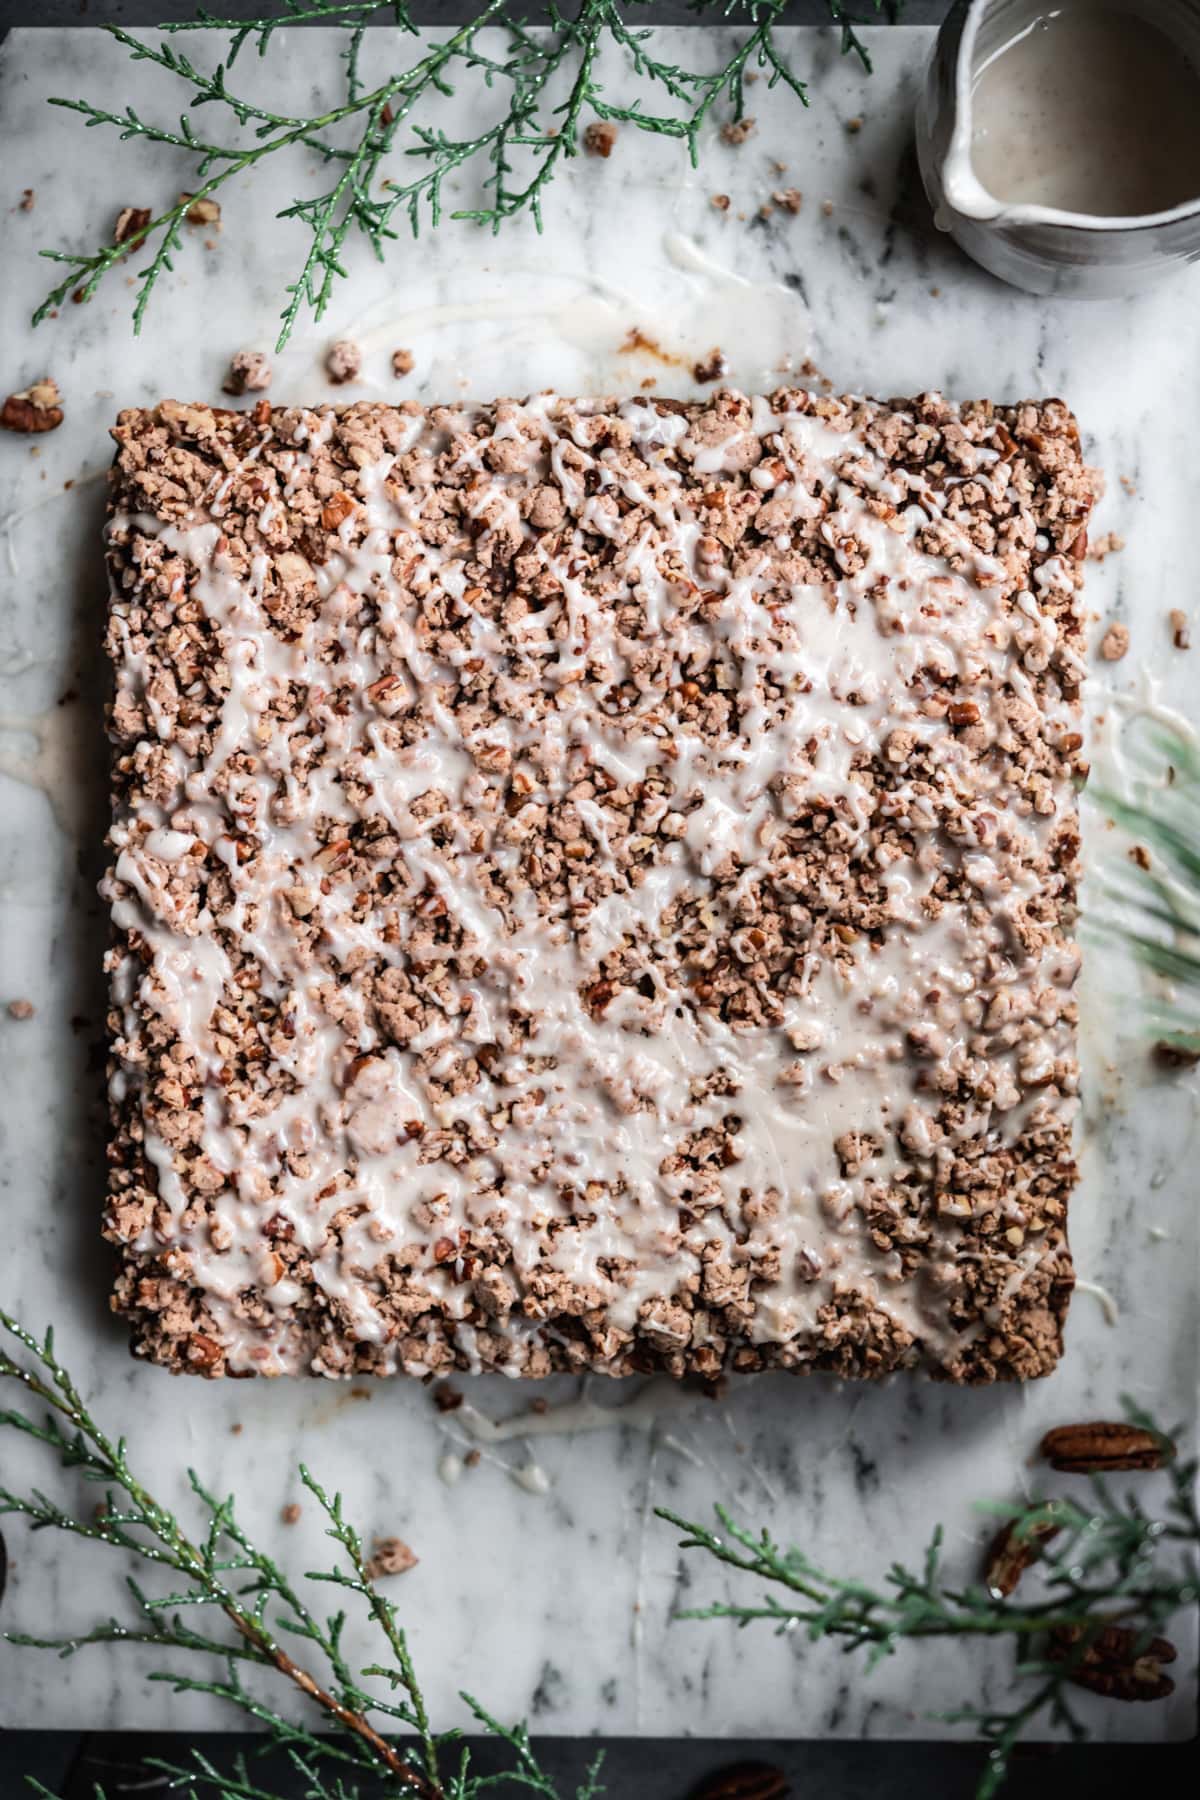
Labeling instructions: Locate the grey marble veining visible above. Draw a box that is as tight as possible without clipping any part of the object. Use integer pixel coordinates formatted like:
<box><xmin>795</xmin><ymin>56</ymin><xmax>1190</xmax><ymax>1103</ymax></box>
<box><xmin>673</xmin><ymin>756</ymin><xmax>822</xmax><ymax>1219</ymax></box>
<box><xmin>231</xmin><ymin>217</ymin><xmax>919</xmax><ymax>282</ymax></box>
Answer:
<box><xmin>0</xmin><ymin>23</ymin><xmax>1196</xmax><ymax>1745</ymax></box>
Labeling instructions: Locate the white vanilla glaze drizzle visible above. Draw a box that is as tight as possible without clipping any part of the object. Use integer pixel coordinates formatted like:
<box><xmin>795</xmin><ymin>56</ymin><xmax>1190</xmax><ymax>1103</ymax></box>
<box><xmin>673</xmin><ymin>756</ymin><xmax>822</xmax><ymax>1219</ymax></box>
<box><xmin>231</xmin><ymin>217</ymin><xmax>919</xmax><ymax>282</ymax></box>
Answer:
<box><xmin>104</xmin><ymin>390</ymin><xmax>1082</xmax><ymax>1378</ymax></box>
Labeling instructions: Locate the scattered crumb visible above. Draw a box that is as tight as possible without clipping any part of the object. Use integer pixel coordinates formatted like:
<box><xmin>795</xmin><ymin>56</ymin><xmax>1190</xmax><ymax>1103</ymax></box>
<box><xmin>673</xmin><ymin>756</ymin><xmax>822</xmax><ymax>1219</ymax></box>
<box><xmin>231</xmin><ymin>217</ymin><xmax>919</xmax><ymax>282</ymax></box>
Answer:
<box><xmin>711</xmin><ymin>193</ymin><xmax>731</xmax><ymax>212</ymax></box>
<box><xmin>2</xmin><ymin>379</ymin><xmax>63</xmax><ymax>434</ymax></box>
<box><xmin>821</xmin><ymin>199</ymin><xmax>835</xmax><ymax>217</ymax></box>
<box><xmin>771</xmin><ymin>188</ymin><xmax>802</xmax><ymax>214</ymax></box>
<box><xmin>366</xmin><ymin>1536</ymin><xmax>418</xmax><ymax>1579</ymax></box>
<box><xmin>1087</xmin><ymin>531</ymin><xmax>1125</xmax><ymax>562</ymax></box>
<box><xmin>325</xmin><ymin>339</ymin><xmax>362</xmax><ymax>385</ymax></box>
<box><xmin>771</xmin><ymin>159</ymin><xmax>787</xmax><ymax>176</ymax></box>
<box><xmin>181</xmin><ymin>191</ymin><xmax>221</xmax><ymax>226</ymax></box>
<box><xmin>721</xmin><ymin>117</ymin><xmax>756</xmax><ymax>146</ymax></box>
<box><xmin>223</xmin><ymin>350</ymin><xmax>273</xmax><ymax>397</ymax></box>
<box><xmin>929</xmin><ymin>285</ymin><xmax>942</xmax><ymax>297</ymax></box>
<box><xmin>692</xmin><ymin>348</ymin><xmax>728</xmax><ymax>384</ymax></box>
<box><xmin>744</xmin><ymin>70</ymin><xmax>758</xmax><ymax>86</ymax></box>
<box><xmin>846</xmin><ymin>116</ymin><xmax>864</xmax><ymax>134</ymax></box>
<box><xmin>230</xmin><ymin>1422</ymin><xmax>244</xmax><ymax>1435</ymax></box>
<box><xmin>281</xmin><ymin>1503</ymin><xmax>302</xmax><ymax>1525</ymax></box>
<box><xmin>391</xmin><ymin>348</ymin><xmax>415</xmax><ymax>378</ymax></box>
<box><xmin>1120</xmin><ymin>474</ymin><xmax>1137</xmax><ymax>496</ymax></box>
<box><xmin>464</xmin><ymin>1449</ymin><xmax>482</xmax><ymax>1468</ymax></box>
<box><xmin>639</xmin><ymin>376</ymin><xmax>657</xmax><ymax>390</ymax></box>
<box><xmin>1169</xmin><ymin>608</ymin><xmax>1191</xmax><ymax>650</ymax></box>
<box><xmin>19</xmin><ymin>188</ymin><xmax>34</xmax><ymax>211</ymax></box>
<box><xmin>6</xmin><ymin>998</ymin><xmax>34</xmax><ymax>1021</ymax></box>
<box><xmin>1099</xmin><ymin>622</ymin><xmax>1129</xmax><ymax>661</ymax></box>
<box><xmin>433</xmin><ymin>1383</ymin><xmax>463</xmax><ymax>1412</ymax></box>
<box><xmin>1128</xmin><ymin>845</ymin><xmax>1151</xmax><ymax>871</ymax></box>
<box><xmin>757</xmin><ymin>202</ymin><xmax>773</xmax><ymax>221</ymax></box>
<box><xmin>582</xmin><ymin>120</ymin><xmax>618</xmax><ymax>159</ymax></box>
<box><xmin>1154</xmin><ymin>1040</ymin><xmax>1200</xmax><ymax>1070</ymax></box>
<box><xmin>113</xmin><ymin>206</ymin><xmax>151</xmax><ymax>247</ymax></box>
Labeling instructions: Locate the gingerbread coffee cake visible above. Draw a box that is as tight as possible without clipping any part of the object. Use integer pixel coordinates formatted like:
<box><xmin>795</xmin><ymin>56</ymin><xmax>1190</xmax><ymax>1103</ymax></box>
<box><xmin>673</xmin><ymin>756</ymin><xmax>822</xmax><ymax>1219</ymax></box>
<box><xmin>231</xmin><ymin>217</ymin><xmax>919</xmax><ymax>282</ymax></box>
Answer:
<box><xmin>103</xmin><ymin>389</ymin><xmax>1095</xmax><ymax>1381</ymax></box>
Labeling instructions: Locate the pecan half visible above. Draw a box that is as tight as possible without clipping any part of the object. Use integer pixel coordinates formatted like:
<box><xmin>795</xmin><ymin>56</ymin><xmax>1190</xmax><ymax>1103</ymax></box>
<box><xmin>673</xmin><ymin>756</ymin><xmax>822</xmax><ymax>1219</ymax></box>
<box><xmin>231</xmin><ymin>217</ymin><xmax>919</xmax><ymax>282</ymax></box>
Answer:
<box><xmin>1048</xmin><ymin>1624</ymin><xmax>1176</xmax><ymax>1701</ymax></box>
<box><xmin>691</xmin><ymin>1764</ymin><xmax>788</xmax><ymax>1800</ymax></box>
<box><xmin>1</xmin><ymin>379</ymin><xmax>63</xmax><ymax>434</ymax></box>
<box><xmin>983</xmin><ymin>1512</ymin><xmax>1061</xmax><ymax>1598</ymax></box>
<box><xmin>1040</xmin><ymin>1421</ymin><xmax>1172</xmax><ymax>1473</ymax></box>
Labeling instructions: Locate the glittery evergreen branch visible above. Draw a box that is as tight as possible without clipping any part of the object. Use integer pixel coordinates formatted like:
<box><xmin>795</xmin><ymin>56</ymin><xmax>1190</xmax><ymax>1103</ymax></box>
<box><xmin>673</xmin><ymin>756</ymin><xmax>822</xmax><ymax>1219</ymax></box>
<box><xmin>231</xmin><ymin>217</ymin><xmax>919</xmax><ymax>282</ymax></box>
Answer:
<box><xmin>1088</xmin><ymin>718</ymin><xmax>1200</xmax><ymax>1056</ymax></box>
<box><xmin>4</xmin><ymin>1306</ymin><xmax>1197</xmax><ymax>1799</ymax></box>
<box><xmin>32</xmin><ymin>1</ymin><xmax>897</xmax><ymax>349</ymax></box>
<box><xmin>0</xmin><ymin>1309</ymin><xmax>602</xmax><ymax>1800</ymax></box>
<box><xmin>660</xmin><ymin>1402</ymin><xmax>1198</xmax><ymax>1798</ymax></box>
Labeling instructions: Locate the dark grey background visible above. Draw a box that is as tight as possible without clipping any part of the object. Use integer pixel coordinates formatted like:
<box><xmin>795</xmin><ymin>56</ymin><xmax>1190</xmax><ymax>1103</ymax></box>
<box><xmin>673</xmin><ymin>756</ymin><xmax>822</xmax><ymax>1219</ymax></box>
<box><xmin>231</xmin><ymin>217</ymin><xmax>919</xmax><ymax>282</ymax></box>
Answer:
<box><xmin>2</xmin><ymin>1</ymin><xmax>951</xmax><ymax>26</ymax></box>
<box><xmin>0</xmin><ymin>0</ymin><xmax>1194</xmax><ymax>1795</ymax></box>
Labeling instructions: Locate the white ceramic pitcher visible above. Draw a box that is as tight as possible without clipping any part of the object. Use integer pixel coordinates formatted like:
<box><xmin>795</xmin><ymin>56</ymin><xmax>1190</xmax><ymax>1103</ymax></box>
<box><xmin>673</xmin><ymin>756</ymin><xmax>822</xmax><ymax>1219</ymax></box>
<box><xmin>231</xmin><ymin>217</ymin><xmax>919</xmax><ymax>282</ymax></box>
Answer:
<box><xmin>915</xmin><ymin>0</ymin><xmax>1200</xmax><ymax>297</ymax></box>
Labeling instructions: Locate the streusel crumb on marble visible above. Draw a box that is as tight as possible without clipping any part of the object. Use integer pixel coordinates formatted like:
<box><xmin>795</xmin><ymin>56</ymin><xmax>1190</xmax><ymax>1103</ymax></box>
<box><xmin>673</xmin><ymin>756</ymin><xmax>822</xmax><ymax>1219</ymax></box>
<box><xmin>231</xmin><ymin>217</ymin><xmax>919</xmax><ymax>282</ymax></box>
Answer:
<box><xmin>102</xmin><ymin>389</ymin><xmax>1095</xmax><ymax>1381</ymax></box>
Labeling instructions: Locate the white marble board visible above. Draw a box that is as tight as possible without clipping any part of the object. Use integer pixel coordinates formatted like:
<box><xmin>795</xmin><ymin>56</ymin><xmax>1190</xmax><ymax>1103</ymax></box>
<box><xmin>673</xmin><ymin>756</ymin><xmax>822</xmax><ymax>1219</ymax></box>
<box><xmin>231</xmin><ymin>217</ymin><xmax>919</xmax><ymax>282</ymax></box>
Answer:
<box><xmin>0</xmin><ymin>21</ymin><xmax>1196</xmax><ymax>1746</ymax></box>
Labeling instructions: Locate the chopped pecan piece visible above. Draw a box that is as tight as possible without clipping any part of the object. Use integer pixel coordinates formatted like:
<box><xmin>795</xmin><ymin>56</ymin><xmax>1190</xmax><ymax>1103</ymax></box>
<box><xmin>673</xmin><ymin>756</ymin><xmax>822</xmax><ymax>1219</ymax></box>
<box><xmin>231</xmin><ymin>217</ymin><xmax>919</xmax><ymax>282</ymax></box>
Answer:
<box><xmin>113</xmin><ymin>205</ymin><xmax>151</xmax><ymax>247</ymax></box>
<box><xmin>983</xmin><ymin>1511</ymin><xmax>1062</xmax><ymax>1598</ymax></box>
<box><xmin>693</xmin><ymin>348</ymin><xmax>728</xmax><ymax>385</ymax></box>
<box><xmin>224</xmin><ymin>350</ymin><xmax>272</xmax><ymax>396</ymax></box>
<box><xmin>2</xmin><ymin>379</ymin><xmax>63</xmax><ymax>434</ymax></box>
<box><xmin>185</xmin><ymin>1332</ymin><xmax>222</xmax><ymax>1371</ymax></box>
<box><xmin>582</xmin><ymin>120</ymin><xmax>618</xmax><ymax>158</ymax></box>
<box><xmin>1040</xmin><ymin>1420</ymin><xmax>1172</xmax><ymax>1473</ymax></box>
<box><xmin>325</xmin><ymin>339</ymin><xmax>362</xmax><ymax>384</ymax></box>
<box><xmin>181</xmin><ymin>191</ymin><xmax>222</xmax><ymax>225</ymax></box>
<box><xmin>1099</xmin><ymin>621</ymin><xmax>1129</xmax><ymax>661</ymax></box>
<box><xmin>321</xmin><ymin>491</ymin><xmax>357</xmax><ymax>529</ymax></box>
<box><xmin>366</xmin><ymin>1536</ymin><xmax>418</xmax><ymax>1579</ymax></box>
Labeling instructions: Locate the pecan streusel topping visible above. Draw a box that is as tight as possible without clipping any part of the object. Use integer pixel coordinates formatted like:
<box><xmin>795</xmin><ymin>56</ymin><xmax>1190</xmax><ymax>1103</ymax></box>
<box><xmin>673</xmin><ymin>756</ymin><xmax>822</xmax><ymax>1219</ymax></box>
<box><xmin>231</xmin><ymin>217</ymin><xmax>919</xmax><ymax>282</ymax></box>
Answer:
<box><xmin>102</xmin><ymin>389</ymin><xmax>1095</xmax><ymax>1381</ymax></box>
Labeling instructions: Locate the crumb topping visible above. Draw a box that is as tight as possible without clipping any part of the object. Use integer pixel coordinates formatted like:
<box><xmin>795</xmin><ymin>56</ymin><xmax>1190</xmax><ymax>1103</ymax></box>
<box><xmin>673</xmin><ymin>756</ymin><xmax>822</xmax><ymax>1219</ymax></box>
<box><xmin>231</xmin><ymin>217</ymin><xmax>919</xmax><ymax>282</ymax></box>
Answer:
<box><xmin>103</xmin><ymin>388</ymin><xmax>1093</xmax><ymax>1383</ymax></box>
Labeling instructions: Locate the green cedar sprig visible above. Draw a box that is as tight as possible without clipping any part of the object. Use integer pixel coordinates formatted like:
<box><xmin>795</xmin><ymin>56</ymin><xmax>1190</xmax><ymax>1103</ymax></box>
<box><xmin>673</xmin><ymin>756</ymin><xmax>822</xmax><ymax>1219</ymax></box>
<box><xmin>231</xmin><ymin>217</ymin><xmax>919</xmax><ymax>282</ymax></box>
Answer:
<box><xmin>0</xmin><ymin>1307</ymin><xmax>602</xmax><ymax>1800</ymax></box>
<box><xmin>32</xmin><ymin>1</ymin><xmax>897</xmax><ymax>349</ymax></box>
